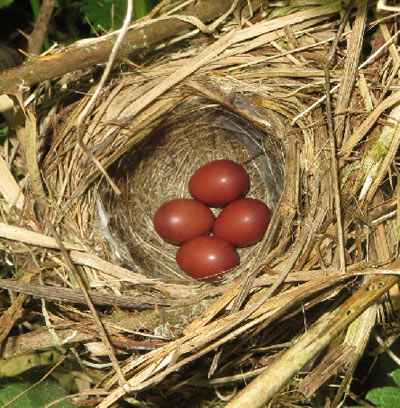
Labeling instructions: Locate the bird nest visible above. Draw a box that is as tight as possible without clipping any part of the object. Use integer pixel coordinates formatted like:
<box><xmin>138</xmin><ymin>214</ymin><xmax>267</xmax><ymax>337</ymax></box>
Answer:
<box><xmin>1</xmin><ymin>2</ymin><xmax>400</xmax><ymax>408</ymax></box>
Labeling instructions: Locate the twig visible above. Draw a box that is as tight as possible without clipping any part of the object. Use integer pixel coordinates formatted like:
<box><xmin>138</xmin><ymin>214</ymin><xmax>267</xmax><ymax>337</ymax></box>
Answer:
<box><xmin>28</xmin><ymin>0</ymin><xmax>55</xmax><ymax>55</ymax></box>
<box><xmin>76</xmin><ymin>0</ymin><xmax>134</xmax><ymax>194</ymax></box>
<box><xmin>0</xmin><ymin>279</ymin><xmax>168</xmax><ymax>309</ymax></box>
<box><xmin>0</xmin><ymin>0</ymin><xmax>236</xmax><ymax>94</ymax></box>
<box><xmin>375</xmin><ymin>334</ymin><xmax>400</xmax><ymax>366</ymax></box>
<box><xmin>46</xmin><ymin>221</ymin><xmax>129</xmax><ymax>390</ymax></box>
<box><xmin>323</xmin><ymin>9</ymin><xmax>350</xmax><ymax>274</ymax></box>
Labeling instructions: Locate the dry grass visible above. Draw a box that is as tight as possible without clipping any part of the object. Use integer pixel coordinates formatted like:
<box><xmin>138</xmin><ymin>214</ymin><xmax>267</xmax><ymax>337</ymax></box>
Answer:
<box><xmin>0</xmin><ymin>1</ymin><xmax>400</xmax><ymax>407</ymax></box>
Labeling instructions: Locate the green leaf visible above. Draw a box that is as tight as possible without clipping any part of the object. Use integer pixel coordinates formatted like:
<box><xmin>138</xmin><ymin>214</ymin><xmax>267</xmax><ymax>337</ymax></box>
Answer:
<box><xmin>30</xmin><ymin>0</ymin><xmax>40</xmax><ymax>19</ymax></box>
<box><xmin>81</xmin><ymin>0</ymin><xmax>129</xmax><ymax>32</ymax></box>
<box><xmin>366</xmin><ymin>386</ymin><xmax>400</xmax><ymax>408</ymax></box>
<box><xmin>0</xmin><ymin>0</ymin><xmax>13</xmax><ymax>9</ymax></box>
<box><xmin>0</xmin><ymin>350</ymin><xmax>63</xmax><ymax>378</ymax></box>
<box><xmin>133</xmin><ymin>0</ymin><xmax>153</xmax><ymax>19</ymax></box>
<box><xmin>81</xmin><ymin>0</ymin><xmax>156</xmax><ymax>31</ymax></box>
<box><xmin>0</xmin><ymin>381</ymin><xmax>75</xmax><ymax>407</ymax></box>
<box><xmin>391</xmin><ymin>369</ymin><xmax>400</xmax><ymax>387</ymax></box>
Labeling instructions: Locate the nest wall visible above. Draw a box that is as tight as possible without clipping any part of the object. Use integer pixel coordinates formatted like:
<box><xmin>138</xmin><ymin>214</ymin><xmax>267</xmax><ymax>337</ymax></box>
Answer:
<box><xmin>41</xmin><ymin>74</ymin><xmax>291</xmax><ymax>292</ymax></box>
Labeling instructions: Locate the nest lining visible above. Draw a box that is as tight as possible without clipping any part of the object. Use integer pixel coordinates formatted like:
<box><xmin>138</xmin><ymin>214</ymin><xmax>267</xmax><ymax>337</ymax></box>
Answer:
<box><xmin>100</xmin><ymin>99</ymin><xmax>285</xmax><ymax>283</ymax></box>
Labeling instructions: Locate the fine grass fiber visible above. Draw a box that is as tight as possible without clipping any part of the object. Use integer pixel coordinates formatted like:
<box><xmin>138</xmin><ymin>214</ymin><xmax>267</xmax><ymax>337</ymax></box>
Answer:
<box><xmin>101</xmin><ymin>102</ymin><xmax>284</xmax><ymax>282</ymax></box>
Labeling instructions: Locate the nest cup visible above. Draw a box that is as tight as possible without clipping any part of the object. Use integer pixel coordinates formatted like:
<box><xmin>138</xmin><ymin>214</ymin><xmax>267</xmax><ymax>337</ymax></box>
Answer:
<box><xmin>101</xmin><ymin>99</ymin><xmax>285</xmax><ymax>283</ymax></box>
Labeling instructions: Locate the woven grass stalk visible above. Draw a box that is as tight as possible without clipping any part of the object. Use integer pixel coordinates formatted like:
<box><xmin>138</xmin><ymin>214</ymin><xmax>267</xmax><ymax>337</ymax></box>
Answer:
<box><xmin>1</xmin><ymin>1</ymin><xmax>400</xmax><ymax>408</ymax></box>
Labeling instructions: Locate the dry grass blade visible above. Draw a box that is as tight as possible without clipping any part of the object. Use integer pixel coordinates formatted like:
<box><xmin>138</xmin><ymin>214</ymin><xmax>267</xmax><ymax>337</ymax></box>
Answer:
<box><xmin>225</xmin><ymin>269</ymin><xmax>400</xmax><ymax>408</ymax></box>
<box><xmin>126</xmin><ymin>29</ymin><xmax>236</xmax><ymax>120</ymax></box>
<box><xmin>335</xmin><ymin>0</ymin><xmax>368</xmax><ymax>146</ymax></box>
<box><xmin>17</xmin><ymin>108</ymin><xmax>45</xmax><ymax>200</ymax></box>
<box><xmin>340</xmin><ymin>91</ymin><xmax>400</xmax><ymax>159</ymax></box>
<box><xmin>298</xmin><ymin>344</ymin><xmax>355</xmax><ymax>398</ymax></box>
<box><xmin>333</xmin><ymin>201</ymin><xmax>389</xmax><ymax>404</ymax></box>
<box><xmin>98</xmin><ymin>274</ymin><xmax>351</xmax><ymax>407</ymax></box>
<box><xmin>68</xmin><ymin>251</ymin><xmax>156</xmax><ymax>286</ymax></box>
<box><xmin>230</xmin><ymin>2</ymin><xmax>341</xmax><ymax>45</ymax></box>
<box><xmin>333</xmin><ymin>306</ymin><xmax>377</xmax><ymax>404</ymax></box>
<box><xmin>364</xmin><ymin>107</ymin><xmax>400</xmax><ymax>203</ymax></box>
<box><xmin>0</xmin><ymin>222</ymin><xmax>83</xmax><ymax>250</ymax></box>
<box><xmin>324</xmin><ymin>10</ymin><xmax>348</xmax><ymax>273</ymax></box>
<box><xmin>0</xmin><ymin>155</ymin><xmax>24</xmax><ymax>210</ymax></box>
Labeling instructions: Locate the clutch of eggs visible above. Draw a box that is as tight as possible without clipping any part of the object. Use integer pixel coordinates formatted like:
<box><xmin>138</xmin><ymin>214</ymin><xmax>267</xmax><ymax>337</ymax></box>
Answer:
<box><xmin>153</xmin><ymin>160</ymin><xmax>271</xmax><ymax>280</ymax></box>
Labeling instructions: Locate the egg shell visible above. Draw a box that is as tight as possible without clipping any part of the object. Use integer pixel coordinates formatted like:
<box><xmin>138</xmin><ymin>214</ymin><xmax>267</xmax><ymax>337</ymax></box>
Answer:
<box><xmin>153</xmin><ymin>199</ymin><xmax>215</xmax><ymax>245</ymax></box>
<box><xmin>176</xmin><ymin>236</ymin><xmax>240</xmax><ymax>280</ymax></box>
<box><xmin>213</xmin><ymin>198</ymin><xmax>271</xmax><ymax>247</ymax></box>
<box><xmin>189</xmin><ymin>159</ymin><xmax>250</xmax><ymax>207</ymax></box>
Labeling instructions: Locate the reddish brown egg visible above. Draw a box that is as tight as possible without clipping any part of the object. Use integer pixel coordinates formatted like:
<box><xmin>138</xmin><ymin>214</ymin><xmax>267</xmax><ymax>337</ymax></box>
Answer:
<box><xmin>176</xmin><ymin>236</ymin><xmax>240</xmax><ymax>280</ymax></box>
<box><xmin>213</xmin><ymin>198</ymin><xmax>271</xmax><ymax>247</ymax></box>
<box><xmin>189</xmin><ymin>160</ymin><xmax>250</xmax><ymax>207</ymax></box>
<box><xmin>153</xmin><ymin>199</ymin><xmax>214</xmax><ymax>245</ymax></box>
